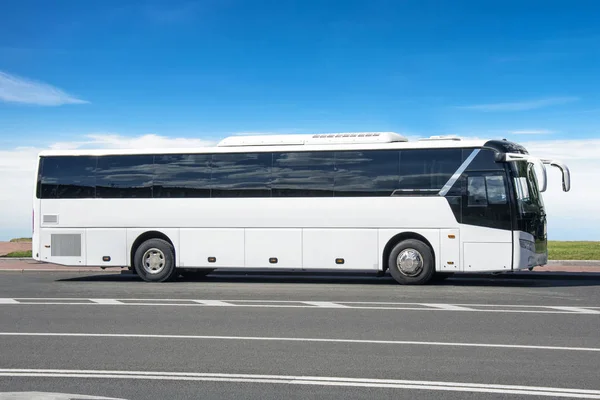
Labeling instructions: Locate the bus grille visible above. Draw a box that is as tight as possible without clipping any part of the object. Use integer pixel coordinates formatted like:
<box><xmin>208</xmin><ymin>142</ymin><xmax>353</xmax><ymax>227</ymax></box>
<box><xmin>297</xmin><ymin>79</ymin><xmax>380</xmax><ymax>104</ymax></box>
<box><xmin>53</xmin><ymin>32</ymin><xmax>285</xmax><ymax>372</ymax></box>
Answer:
<box><xmin>51</xmin><ymin>234</ymin><xmax>81</xmax><ymax>257</ymax></box>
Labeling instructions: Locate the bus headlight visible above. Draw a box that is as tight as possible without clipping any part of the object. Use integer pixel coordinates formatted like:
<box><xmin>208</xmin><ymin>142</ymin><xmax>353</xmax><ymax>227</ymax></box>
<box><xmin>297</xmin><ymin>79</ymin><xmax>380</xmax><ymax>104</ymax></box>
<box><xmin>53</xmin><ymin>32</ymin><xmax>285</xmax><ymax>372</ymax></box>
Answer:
<box><xmin>519</xmin><ymin>239</ymin><xmax>535</xmax><ymax>252</ymax></box>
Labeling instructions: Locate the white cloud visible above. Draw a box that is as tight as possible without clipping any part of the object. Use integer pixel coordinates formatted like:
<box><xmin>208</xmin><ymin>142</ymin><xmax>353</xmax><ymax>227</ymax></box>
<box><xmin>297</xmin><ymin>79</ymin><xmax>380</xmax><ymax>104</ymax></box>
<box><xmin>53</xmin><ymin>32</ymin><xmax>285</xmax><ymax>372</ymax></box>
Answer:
<box><xmin>50</xmin><ymin>133</ymin><xmax>215</xmax><ymax>150</ymax></box>
<box><xmin>0</xmin><ymin>134</ymin><xmax>597</xmax><ymax>241</ymax></box>
<box><xmin>0</xmin><ymin>71</ymin><xmax>88</xmax><ymax>106</ymax></box>
<box><xmin>230</xmin><ymin>131</ymin><xmax>292</xmax><ymax>136</ymax></box>
<box><xmin>524</xmin><ymin>139</ymin><xmax>600</xmax><ymax>240</ymax></box>
<box><xmin>511</xmin><ymin>129</ymin><xmax>554</xmax><ymax>135</ymax></box>
<box><xmin>0</xmin><ymin>146</ymin><xmax>40</xmax><ymax>240</ymax></box>
<box><xmin>458</xmin><ymin>97</ymin><xmax>578</xmax><ymax>112</ymax></box>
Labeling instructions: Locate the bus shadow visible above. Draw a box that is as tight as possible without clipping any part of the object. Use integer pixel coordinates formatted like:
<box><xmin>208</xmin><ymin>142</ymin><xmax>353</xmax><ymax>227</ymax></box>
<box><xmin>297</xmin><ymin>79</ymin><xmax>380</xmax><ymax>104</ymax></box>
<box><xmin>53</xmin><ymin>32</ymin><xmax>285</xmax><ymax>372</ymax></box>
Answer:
<box><xmin>56</xmin><ymin>271</ymin><xmax>600</xmax><ymax>288</ymax></box>
<box><xmin>432</xmin><ymin>276</ymin><xmax>600</xmax><ymax>288</ymax></box>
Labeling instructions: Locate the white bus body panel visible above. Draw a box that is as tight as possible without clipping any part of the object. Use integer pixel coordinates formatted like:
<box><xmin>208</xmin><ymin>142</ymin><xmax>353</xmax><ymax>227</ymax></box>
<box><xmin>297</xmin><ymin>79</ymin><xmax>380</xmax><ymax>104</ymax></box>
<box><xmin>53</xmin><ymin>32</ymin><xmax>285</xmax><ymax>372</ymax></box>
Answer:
<box><xmin>38</xmin><ymin>197</ymin><xmax>457</xmax><ymax>229</ymax></box>
<box><xmin>463</xmin><ymin>242</ymin><xmax>512</xmax><ymax>272</ymax></box>
<box><xmin>180</xmin><ymin>229</ymin><xmax>244</xmax><ymax>268</ymax></box>
<box><xmin>304</xmin><ymin>229</ymin><xmax>378</xmax><ymax>270</ymax></box>
<box><xmin>86</xmin><ymin>229</ymin><xmax>127</xmax><ymax>267</ymax></box>
<box><xmin>460</xmin><ymin>225</ymin><xmax>512</xmax><ymax>272</ymax></box>
<box><xmin>245</xmin><ymin>229</ymin><xmax>302</xmax><ymax>268</ymax></box>
<box><xmin>439</xmin><ymin>229</ymin><xmax>460</xmax><ymax>272</ymax></box>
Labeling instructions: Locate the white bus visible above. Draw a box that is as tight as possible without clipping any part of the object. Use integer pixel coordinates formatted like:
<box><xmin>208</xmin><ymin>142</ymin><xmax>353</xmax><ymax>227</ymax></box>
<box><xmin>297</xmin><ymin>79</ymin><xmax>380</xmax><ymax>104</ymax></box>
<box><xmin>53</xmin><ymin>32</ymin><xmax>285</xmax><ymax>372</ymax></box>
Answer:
<box><xmin>31</xmin><ymin>132</ymin><xmax>571</xmax><ymax>284</ymax></box>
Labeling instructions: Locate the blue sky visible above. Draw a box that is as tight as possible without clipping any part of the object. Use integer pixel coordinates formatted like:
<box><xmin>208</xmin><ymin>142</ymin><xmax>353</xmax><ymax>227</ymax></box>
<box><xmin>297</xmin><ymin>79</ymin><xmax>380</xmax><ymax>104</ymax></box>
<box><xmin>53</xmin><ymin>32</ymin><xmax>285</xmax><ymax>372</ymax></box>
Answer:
<box><xmin>0</xmin><ymin>0</ymin><xmax>599</xmax><ymax>240</ymax></box>
<box><xmin>1</xmin><ymin>0</ymin><xmax>600</xmax><ymax>143</ymax></box>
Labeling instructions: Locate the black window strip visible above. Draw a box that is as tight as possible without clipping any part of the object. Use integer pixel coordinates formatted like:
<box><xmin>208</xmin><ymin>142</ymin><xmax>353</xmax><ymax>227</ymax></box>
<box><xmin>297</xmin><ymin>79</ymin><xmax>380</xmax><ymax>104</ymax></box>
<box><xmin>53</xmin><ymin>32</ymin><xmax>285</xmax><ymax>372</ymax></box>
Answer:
<box><xmin>38</xmin><ymin>148</ymin><xmax>469</xmax><ymax>199</ymax></box>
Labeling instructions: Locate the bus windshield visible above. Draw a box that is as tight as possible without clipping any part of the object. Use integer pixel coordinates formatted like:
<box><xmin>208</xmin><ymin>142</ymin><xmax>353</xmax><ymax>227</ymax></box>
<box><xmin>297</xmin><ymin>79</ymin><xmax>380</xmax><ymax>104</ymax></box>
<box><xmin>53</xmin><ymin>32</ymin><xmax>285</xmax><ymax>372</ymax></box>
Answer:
<box><xmin>512</xmin><ymin>162</ymin><xmax>545</xmax><ymax>216</ymax></box>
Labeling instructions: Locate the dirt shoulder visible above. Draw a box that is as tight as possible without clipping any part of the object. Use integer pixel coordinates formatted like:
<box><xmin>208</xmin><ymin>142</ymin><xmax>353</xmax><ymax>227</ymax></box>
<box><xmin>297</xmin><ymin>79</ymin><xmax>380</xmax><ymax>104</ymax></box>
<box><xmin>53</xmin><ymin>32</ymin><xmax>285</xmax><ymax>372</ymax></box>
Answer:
<box><xmin>0</xmin><ymin>242</ymin><xmax>32</xmax><ymax>256</ymax></box>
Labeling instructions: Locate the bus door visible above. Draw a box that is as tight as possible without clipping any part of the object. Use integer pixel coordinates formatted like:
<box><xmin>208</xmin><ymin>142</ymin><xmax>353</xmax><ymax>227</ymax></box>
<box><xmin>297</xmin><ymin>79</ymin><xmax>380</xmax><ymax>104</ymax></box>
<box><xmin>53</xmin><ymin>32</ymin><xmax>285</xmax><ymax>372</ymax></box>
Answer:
<box><xmin>460</xmin><ymin>171</ymin><xmax>514</xmax><ymax>272</ymax></box>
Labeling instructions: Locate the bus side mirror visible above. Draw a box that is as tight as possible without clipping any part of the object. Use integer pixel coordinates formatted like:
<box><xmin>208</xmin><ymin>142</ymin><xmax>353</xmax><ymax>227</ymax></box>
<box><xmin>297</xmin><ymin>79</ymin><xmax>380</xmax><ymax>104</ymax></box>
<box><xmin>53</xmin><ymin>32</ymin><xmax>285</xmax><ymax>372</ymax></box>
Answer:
<box><xmin>541</xmin><ymin>159</ymin><xmax>571</xmax><ymax>192</ymax></box>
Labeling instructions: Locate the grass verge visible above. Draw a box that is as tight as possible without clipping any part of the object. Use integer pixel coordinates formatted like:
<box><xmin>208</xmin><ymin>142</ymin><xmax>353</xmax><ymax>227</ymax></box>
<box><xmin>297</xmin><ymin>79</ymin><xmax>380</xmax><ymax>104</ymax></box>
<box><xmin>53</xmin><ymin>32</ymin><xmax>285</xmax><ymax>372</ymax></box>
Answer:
<box><xmin>2</xmin><ymin>250</ymin><xmax>33</xmax><ymax>258</ymax></box>
<box><xmin>9</xmin><ymin>238</ymin><xmax>32</xmax><ymax>243</ymax></box>
<box><xmin>548</xmin><ymin>241</ymin><xmax>600</xmax><ymax>260</ymax></box>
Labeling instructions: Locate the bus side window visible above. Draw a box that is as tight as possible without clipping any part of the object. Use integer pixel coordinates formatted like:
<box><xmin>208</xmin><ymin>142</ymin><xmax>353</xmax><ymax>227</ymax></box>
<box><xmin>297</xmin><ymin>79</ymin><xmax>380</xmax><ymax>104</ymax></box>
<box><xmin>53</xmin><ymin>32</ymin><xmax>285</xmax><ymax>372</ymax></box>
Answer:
<box><xmin>463</xmin><ymin>173</ymin><xmax>512</xmax><ymax>230</ymax></box>
<box><xmin>467</xmin><ymin>176</ymin><xmax>488</xmax><ymax>207</ymax></box>
<box><xmin>485</xmin><ymin>175</ymin><xmax>507</xmax><ymax>204</ymax></box>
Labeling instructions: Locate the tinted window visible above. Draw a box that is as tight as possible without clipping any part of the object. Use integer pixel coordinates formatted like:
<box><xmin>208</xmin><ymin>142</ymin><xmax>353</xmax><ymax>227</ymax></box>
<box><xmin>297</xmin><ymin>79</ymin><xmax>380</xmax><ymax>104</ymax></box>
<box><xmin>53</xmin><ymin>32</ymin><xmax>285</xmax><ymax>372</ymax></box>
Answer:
<box><xmin>211</xmin><ymin>153</ymin><xmax>271</xmax><ymax>197</ymax></box>
<box><xmin>95</xmin><ymin>155</ymin><xmax>154</xmax><ymax>198</ymax></box>
<box><xmin>468</xmin><ymin>176</ymin><xmax>487</xmax><ymax>207</ymax></box>
<box><xmin>398</xmin><ymin>149</ymin><xmax>462</xmax><ymax>191</ymax></box>
<box><xmin>465</xmin><ymin>148</ymin><xmax>503</xmax><ymax>171</ymax></box>
<box><xmin>486</xmin><ymin>175</ymin><xmax>507</xmax><ymax>204</ymax></box>
<box><xmin>462</xmin><ymin>172</ymin><xmax>512</xmax><ymax>230</ymax></box>
<box><xmin>334</xmin><ymin>150</ymin><xmax>399</xmax><ymax>196</ymax></box>
<box><xmin>272</xmin><ymin>152</ymin><xmax>334</xmax><ymax>197</ymax></box>
<box><xmin>39</xmin><ymin>156</ymin><xmax>97</xmax><ymax>199</ymax></box>
<box><xmin>154</xmin><ymin>154</ymin><xmax>211</xmax><ymax>198</ymax></box>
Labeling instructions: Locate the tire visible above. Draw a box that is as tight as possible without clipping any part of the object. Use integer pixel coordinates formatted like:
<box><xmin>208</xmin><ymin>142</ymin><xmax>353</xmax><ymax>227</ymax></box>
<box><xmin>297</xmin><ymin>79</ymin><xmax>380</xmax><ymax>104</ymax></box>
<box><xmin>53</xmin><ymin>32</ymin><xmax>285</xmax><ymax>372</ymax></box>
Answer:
<box><xmin>133</xmin><ymin>238</ymin><xmax>178</xmax><ymax>282</ymax></box>
<box><xmin>179</xmin><ymin>268</ymin><xmax>214</xmax><ymax>279</ymax></box>
<box><xmin>387</xmin><ymin>239</ymin><xmax>435</xmax><ymax>285</ymax></box>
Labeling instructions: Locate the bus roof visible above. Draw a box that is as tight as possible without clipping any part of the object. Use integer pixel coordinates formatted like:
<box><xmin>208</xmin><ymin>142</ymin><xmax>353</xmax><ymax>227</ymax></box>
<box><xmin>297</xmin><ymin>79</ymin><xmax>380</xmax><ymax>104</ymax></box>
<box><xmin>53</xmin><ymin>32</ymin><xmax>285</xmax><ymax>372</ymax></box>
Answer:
<box><xmin>37</xmin><ymin>133</ymin><xmax>495</xmax><ymax>157</ymax></box>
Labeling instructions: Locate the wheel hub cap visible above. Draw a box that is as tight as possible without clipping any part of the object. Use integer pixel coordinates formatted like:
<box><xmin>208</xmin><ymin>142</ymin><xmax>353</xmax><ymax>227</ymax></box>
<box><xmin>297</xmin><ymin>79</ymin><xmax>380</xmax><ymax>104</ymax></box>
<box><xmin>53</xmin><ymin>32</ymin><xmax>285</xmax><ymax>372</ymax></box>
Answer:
<box><xmin>396</xmin><ymin>248</ymin><xmax>424</xmax><ymax>277</ymax></box>
<box><xmin>142</xmin><ymin>248</ymin><xmax>165</xmax><ymax>275</ymax></box>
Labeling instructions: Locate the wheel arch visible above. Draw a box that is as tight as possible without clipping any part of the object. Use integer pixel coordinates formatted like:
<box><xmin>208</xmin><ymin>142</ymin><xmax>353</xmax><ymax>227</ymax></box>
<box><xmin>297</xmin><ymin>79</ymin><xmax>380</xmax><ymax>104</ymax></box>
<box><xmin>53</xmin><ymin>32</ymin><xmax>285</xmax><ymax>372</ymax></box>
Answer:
<box><xmin>381</xmin><ymin>232</ymin><xmax>436</xmax><ymax>273</ymax></box>
<box><xmin>130</xmin><ymin>231</ymin><xmax>176</xmax><ymax>269</ymax></box>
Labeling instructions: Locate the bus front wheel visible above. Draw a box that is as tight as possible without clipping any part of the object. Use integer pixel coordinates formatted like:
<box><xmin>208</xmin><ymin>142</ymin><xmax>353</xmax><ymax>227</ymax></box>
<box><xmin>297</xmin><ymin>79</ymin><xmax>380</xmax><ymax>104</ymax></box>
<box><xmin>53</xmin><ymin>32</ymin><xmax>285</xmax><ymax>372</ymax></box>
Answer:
<box><xmin>133</xmin><ymin>238</ymin><xmax>178</xmax><ymax>282</ymax></box>
<box><xmin>387</xmin><ymin>239</ymin><xmax>435</xmax><ymax>285</ymax></box>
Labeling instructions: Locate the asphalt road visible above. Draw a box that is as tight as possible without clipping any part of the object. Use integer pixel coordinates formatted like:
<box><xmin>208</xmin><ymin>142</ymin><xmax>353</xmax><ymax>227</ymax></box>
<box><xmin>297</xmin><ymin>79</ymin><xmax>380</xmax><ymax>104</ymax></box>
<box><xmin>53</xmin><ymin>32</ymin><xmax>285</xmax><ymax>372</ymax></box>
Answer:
<box><xmin>0</xmin><ymin>270</ymin><xmax>599</xmax><ymax>399</ymax></box>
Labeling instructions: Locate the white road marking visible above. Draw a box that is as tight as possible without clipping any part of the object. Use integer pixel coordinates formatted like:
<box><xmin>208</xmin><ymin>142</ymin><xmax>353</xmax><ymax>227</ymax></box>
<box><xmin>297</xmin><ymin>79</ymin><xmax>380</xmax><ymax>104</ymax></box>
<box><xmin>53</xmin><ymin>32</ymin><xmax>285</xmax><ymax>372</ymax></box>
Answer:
<box><xmin>90</xmin><ymin>299</ymin><xmax>122</xmax><ymax>305</ymax></box>
<box><xmin>1</xmin><ymin>298</ymin><xmax>599</xmax><ymax>315</ymax></box>
<box><xmin>549</xmin><ymin>307</ymin><xmax>600</xmax><ymax>315</ymax></box>
<box><xmin>193</xmin><ymin>300</ymin><xmax>234</xmax><ymax>307</ymax></box>
<box><xmin>420</xmin><ymin>303</ymin><xmax>475</xmax><ymax>311</ymax></box>
<box><xmin>0</xmin><ymin>392</ymin><xmax>128</xmax><ymax>400</ymax></box>
<box><xmin>0</xmin><ymin>332</ymin><xmax>599</xmax><ymax>352</ymax></box>
<box><xmin>0</xmin><ymin>369</ymin><xmax>598</xmax><ymax>398</ymax></box>
<box><xmin>302</xmin><ymin>301</ymin><xmax>349</xmax><ymax>308</ymax></box>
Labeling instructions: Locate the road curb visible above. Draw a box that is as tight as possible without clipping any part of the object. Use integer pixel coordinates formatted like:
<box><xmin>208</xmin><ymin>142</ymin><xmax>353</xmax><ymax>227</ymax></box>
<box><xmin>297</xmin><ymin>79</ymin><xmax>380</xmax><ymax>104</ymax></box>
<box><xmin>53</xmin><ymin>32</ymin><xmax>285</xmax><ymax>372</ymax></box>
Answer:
<box><xmin>546</xmin><ymin>260</ymin><xmax>600</xmax><ymax>267</ymax></box>
<box><xmin>469</xmin><ymin>271</ymin><xmax>600</xmax><ymax>280</ymax></box>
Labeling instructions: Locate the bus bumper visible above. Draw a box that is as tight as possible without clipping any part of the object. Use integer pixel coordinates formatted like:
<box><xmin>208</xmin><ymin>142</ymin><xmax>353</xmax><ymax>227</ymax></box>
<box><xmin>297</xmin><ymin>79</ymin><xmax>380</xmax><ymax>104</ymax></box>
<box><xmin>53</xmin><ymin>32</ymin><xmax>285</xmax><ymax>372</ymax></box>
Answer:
<box><xmin>513</xmin><ymin>232</ymin><xmax>548</xmax><ymax>270</ymax></box>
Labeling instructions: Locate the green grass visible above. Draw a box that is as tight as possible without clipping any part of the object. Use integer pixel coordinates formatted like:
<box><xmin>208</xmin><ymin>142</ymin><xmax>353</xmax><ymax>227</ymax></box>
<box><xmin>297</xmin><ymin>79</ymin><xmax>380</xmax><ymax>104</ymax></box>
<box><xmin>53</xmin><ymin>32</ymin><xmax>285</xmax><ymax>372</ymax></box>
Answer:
<box><xmin>9</xmin><ymin>237</ymin><xmax>32</xmax><ymax>243</ymax></box>
<box><xmin>548</xmin><ymin>241</ymin><xmax>600</xmax><ymax>260</ymax></box>
<box><xmin>2</xmin><ymin>250</ymin><xmax>33</xmax><ymax>258</ymax></box>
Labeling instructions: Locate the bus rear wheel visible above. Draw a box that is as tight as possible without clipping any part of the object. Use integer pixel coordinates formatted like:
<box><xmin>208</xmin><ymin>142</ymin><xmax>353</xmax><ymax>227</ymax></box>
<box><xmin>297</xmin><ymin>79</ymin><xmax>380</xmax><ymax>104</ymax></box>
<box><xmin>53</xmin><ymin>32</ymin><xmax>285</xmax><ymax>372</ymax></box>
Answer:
<box><xmin>388</xmin><ymin>239</ymin><xmax>435</xmax><ymax>285</ymax></box>
<box><xmin>134</xmin><ymin>238</ymin><xmax>178</xmax><ymax>282</ymax></box>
